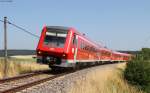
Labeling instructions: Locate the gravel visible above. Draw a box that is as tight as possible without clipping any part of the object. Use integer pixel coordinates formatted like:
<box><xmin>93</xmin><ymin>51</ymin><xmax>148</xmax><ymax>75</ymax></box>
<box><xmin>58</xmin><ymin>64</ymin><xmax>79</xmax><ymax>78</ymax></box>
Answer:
<box><xmin>0</xmin><ymin>74</ymin><xmax>51</xmax><ymax>92</ymax></box>
<box><xmin>19</xmin><ymin>63</ymin><xmax>119</xmax><ymax>93</ymax></box>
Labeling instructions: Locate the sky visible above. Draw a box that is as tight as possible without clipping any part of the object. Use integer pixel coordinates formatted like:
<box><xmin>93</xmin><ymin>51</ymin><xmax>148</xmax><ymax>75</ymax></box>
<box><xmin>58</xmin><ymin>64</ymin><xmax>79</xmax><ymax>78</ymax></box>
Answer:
<box><xmin>0</xmin><ymin>0</ymin><xmax>150</xmax><ymax>51</ymax></box>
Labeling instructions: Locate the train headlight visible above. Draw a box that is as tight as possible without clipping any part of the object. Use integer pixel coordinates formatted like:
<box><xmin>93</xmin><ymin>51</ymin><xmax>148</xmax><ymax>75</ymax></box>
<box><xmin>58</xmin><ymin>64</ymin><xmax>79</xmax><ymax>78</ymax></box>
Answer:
<box><xmin>63</xmin><ymin>54</ymin><xmax>66</xmax><ymax>57</ymax></box>
<box><xmin>38</xmin><ymin>51</ymin><xmax>41</xmax><ymax>54</ymax></box>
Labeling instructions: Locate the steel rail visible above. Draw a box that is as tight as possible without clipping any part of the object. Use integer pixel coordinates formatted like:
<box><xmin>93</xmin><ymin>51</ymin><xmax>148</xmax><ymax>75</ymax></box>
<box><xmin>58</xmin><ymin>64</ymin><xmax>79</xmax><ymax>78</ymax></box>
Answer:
<box><xmin>0</xmin><ymin>72</ymin><xmax>72</xmax><ymax>93</ymax></box>
<box><xmin>0</xmin><ymin>70</ymin><xmax>50</xmax><ymax>83</ymax></box>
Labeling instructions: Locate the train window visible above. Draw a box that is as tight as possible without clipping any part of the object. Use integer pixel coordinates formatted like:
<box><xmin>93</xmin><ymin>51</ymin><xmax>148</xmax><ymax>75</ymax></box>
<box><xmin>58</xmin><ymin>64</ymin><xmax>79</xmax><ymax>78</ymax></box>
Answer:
<box><xmin>72</xmin><ymin>34</ymin><xmax>77</xmax><ymax>45</ymax></box>
<box><xmin>84</xmin><ymin>44</ymin><xmax>88</xmax><ymax>50</ymax></box>
<box><xmin>82</xmin><ymin>42</ymin><xmax>85</xmax><ymax>50</ymax></box>
<box><xmin>81</xmin><ymin>41</ymin><xmax>84</xmax><ymax>49</ymax></box>
<box><xmin>84</xmin><ymin>43</ymin><xmax>85</xmax><ymax>49</ymax></box>
<box><xmin>44</xmin><ymin>31</ymin><xmax>67</xmax><ymax>48</ymax></box>
<box><xmin>80</xmin><ymin>41</ymin><xmax>82</xmax><ymax>49</ymax></box>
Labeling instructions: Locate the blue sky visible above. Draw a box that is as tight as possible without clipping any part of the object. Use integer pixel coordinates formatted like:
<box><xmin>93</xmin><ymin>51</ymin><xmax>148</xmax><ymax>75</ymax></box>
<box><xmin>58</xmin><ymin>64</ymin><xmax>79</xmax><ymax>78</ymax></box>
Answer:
<box><xmin>0</xmin><ymin>0</ymin><xmax>150</xmax><ymax>50</ymax></box>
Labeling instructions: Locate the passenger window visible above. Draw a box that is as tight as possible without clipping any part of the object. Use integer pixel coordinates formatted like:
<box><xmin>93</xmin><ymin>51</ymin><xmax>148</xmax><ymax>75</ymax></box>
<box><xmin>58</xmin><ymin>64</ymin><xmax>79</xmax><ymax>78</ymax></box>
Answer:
<box><xmin>72</xmin><ymin>34</ymin><xmax>77</xmax><ymax>45</ymax></box>
<box><xmin>80</xmin><ymin>40</ymin><xmax>83</xmax><ymax>49</ymax></box>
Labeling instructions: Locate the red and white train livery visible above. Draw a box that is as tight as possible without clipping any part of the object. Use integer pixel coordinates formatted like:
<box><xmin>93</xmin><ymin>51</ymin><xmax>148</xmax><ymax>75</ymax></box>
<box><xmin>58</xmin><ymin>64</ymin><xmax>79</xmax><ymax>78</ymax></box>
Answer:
<box><xmin>36</xmin><ymin>26</ymin><xmax>131</xmax><ymax>69</ymax></box>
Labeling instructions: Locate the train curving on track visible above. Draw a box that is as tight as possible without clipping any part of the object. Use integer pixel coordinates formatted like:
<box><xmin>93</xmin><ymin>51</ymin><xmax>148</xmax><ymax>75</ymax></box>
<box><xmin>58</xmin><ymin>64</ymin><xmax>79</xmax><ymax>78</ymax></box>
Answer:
<box><xmin>36</xmin><ymin>26</ymin><xmax>132</xmax><ymax>70</ymax></box>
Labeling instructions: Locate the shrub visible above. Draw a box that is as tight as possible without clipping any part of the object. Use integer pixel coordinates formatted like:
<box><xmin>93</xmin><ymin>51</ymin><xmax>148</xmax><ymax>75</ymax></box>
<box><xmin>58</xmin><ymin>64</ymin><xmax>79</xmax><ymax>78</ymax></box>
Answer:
<box><xmin>137</xmin><ymin>48</ymin><xmax>150</xmax><ymax>61</ymax></box>
<box><xmin>124</xmin><ymin>60</ymin><xmax>150</xmax><ymax>93</ymax></box>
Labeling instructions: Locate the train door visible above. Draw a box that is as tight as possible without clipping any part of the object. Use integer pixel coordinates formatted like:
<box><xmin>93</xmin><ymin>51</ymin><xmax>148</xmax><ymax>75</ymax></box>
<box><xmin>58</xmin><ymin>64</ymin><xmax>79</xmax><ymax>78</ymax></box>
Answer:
<box><xmin>72</xmin><ymin>34</ymin><xmax>78</xmax><ymax>62</ymax></box>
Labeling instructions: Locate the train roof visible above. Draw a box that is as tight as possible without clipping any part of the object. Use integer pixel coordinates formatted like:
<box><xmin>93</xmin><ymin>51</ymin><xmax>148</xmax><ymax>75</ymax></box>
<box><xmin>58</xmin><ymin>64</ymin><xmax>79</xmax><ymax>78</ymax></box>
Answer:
<box><xmin>46</xmin><ymin>26</ymin><xmax>70</xmax><ymax>31</ymax></box>
<box><xmin>113</xmin><ymin>51</ymin><xmax>131</xmax><ymax>56</ymax></box>
<box><xmin>113</xmin><ymin>51</ymin><xmax>124</xmax><ymax>55</ymax></box>
<box><xmin>100</xmin><ymin>47</ymin><xmax>112</xmax><ymax>52</ymax></box>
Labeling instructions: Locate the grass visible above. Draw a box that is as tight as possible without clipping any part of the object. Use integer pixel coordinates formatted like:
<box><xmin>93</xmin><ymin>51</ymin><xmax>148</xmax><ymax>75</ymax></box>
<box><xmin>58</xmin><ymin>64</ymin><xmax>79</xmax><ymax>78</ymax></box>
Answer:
<box><xmin>0</xmin><ymin>57</ymin><xmax>49</xmax><ymax>78</ymax></box>
<box><xmin>69</xmin><ymin>63</ymin><xmax>144</xmax><ymax>93</ymax></box>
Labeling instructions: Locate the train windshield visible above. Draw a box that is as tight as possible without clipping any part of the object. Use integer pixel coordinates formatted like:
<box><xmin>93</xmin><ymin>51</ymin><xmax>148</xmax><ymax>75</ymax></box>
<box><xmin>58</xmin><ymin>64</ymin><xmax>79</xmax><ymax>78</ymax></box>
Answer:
<box><xmin>44</xmin><ymin>30</ymin><xmax>67</xmax><ymax>48</ymax></box>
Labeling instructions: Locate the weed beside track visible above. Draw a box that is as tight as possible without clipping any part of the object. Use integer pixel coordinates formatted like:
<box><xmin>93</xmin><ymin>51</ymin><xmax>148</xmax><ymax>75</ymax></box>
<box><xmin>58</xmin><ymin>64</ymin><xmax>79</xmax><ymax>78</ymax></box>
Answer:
<box><xmin>0</xmin><ymin>58</ymin><xmax>49</xmax><ymax>78</ymax></box>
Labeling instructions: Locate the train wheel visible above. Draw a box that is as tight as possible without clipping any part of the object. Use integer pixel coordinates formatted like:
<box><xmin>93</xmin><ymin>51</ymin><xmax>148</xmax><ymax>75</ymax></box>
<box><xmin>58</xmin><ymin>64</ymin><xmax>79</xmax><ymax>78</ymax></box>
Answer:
<box><xmin>76</xmin><ymin>63</ymin><xmax>80</xmax><ymax>70</ymax></box>
<box><xmin>73</xmin><ymin>63</ymin><xmax>80</xmax><ymax>71</ymax></box>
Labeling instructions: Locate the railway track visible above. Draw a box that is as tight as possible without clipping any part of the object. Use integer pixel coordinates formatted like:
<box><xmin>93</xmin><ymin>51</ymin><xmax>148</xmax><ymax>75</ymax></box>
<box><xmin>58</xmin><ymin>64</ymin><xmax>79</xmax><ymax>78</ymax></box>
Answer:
<box><xmin>0</xmin><ymin>70</ymin><xmax>50</xmax><ymax>83</ymax></box>
<box><xmin>0</xmin><ymin>70</ymin><xmax>72</xmax><ymax>93</ymax></box>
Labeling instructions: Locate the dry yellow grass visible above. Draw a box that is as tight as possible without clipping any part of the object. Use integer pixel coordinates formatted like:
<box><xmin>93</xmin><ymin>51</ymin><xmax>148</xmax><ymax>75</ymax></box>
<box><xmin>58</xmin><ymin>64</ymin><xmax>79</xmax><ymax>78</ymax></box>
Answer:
<box><xmin>0</xmin><ymin>58</ymin><xmax>49</xmax><ymax>78</ymax></box>
<box><xmin>69</xmin><ymin>63</ymin><xmax>144</xmax><ymax>93</ymax></box>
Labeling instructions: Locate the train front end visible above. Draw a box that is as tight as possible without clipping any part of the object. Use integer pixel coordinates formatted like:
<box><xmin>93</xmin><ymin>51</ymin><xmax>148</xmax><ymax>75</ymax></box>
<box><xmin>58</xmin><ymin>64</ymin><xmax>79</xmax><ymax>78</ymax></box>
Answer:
<box><xmin>36</xmin><ymin>26</ymin><xmax>73</xmax><ymax>68</ymax></box>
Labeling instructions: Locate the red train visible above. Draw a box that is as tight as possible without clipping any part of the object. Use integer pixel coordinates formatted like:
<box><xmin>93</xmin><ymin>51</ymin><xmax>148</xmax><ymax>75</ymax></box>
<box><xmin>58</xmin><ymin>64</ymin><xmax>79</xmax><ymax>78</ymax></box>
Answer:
<box><xmin>36</xmin><ymin>26</ymin><xmax>131</xmax><ymax>69</ymax></box>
